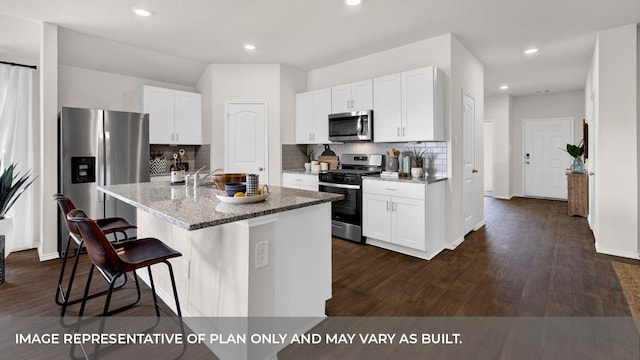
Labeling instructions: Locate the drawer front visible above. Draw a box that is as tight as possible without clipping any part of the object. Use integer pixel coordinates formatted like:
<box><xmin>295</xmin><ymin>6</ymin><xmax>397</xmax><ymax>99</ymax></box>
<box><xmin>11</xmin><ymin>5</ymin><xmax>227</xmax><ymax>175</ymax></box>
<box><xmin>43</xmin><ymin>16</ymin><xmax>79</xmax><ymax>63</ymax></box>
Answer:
<box><xmin>363</xmin><ymin>179</ymin><xmax>425</xmax><ymax>199</ymax></box>
<box><xmin>283</xmin><ymin>173</ymin><xmax>319</xmax><ymax>189</ymax></box>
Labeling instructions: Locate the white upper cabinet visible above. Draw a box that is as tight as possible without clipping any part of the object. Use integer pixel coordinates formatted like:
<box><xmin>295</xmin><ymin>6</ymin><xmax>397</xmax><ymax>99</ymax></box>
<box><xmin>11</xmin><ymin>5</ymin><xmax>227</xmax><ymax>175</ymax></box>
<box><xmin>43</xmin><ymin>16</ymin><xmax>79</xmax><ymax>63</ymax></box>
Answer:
<box><xmin>141</xmin><ymin>85</ymin><xmax>203</xmax><ymax>145</ymax></box>
<box><xmin>331</xmin><ymin>79</ymin><xmax>373</xmax><ymax>113</ymax></box>
<box><xmin>373</xmin><ymin>73</ymin><xmax>402</xmax><ymax>142</ymax></box>
<box><xmin>373</xmin><ymin>66</ymin><xmax>444</xmax><ymax>142</ymax></box>
<box><xmin>295</xmin><ymin>88</ymin><xmax>331</xmax><ymax>144</ymax></box>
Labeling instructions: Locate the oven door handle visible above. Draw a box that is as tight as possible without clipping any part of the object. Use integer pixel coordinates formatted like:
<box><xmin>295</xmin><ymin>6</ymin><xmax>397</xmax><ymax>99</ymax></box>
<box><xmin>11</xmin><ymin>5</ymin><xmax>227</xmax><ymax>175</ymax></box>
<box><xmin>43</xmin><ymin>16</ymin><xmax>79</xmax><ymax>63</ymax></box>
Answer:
<box><xmin>319</xmin><ymin>182</ymin><xmax>361</xmax><ymax>190</ymax></box>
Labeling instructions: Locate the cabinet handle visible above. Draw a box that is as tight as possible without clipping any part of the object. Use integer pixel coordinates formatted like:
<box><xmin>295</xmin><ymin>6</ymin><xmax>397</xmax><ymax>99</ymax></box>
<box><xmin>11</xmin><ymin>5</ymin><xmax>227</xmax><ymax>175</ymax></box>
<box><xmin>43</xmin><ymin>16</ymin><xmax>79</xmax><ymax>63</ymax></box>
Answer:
<box><xmin>171</xmin><ymin>132</ymin><xmax>175</xmax><ymax>141</ymax></box>
<box><xmin>386</xmin><ymin>201</ymin><xmax>390</xmax><ymax>212</ymax></box>
<box><xmin>176</xmin><ymin>132</ymin><xmax>179</xmax><ymax>141</ymax></box>
<box><xmin>397</xmin><ymin>127</ymin><xmax>400</xmax><ymax>137</ymax></box>
<box><xmin>402</xmin><ymin>127</ymin><xmax>406</xmax><ymax>137</ymax></box>
<box><xmin>392</xmin><ymin>202</ymin><xmax>397</xmax><ymax>211</ymax></box>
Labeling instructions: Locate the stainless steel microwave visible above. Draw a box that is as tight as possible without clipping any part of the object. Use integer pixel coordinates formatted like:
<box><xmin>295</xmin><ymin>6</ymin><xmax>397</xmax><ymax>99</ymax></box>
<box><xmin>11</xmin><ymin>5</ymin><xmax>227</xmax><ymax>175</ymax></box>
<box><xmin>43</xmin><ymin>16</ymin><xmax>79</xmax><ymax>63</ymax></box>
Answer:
<box><xmin>328</xmin><ymin>110</ymin><xmax>373</xmax><ymax>142</ymax></box>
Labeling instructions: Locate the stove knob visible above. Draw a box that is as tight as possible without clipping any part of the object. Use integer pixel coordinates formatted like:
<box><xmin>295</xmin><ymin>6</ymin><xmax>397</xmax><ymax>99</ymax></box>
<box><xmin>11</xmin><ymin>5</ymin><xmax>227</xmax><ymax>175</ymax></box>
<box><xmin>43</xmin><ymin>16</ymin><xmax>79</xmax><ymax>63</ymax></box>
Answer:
<box><xmin>345</xmin><ymin>177</ymin><xmax>353</xmax><ymax>184</ymax></box>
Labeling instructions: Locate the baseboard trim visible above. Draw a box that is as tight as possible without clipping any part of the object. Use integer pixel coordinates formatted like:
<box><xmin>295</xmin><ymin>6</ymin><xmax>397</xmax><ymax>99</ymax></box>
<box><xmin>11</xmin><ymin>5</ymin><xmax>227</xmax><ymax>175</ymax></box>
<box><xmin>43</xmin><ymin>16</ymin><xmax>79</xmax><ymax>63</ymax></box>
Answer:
<box><xmin>38</xmin><ymin>251</ymin><xmax>59</xmax><ymax>261</ymax></box>
<box><xmin>492</xmin><ymin>195</ymin><xmax>513</xmax><ymax>200</ymax></box>
<box><xmin>595</xmin><ymin>242</ymin><xmax>639</xmax><ymax>260</ymax></box>
<box><xmin>445</xmin><ymin>236</ymin><xmax>465</xmax><ymax>250</ymax></box>
<box><xmin>473</xmin><ymin>220</ymin><xmax>485</xmax><ymax>231</ymax></box>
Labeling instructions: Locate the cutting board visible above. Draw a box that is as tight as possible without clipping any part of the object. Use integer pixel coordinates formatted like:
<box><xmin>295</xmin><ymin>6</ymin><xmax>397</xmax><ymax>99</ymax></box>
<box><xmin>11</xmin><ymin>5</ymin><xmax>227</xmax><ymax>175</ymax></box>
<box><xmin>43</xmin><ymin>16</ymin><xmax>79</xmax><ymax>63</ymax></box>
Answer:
<box><xmin>317</xmin><ymin>156</ymin><xmax>339</xmax><ymax>170</ymax></box>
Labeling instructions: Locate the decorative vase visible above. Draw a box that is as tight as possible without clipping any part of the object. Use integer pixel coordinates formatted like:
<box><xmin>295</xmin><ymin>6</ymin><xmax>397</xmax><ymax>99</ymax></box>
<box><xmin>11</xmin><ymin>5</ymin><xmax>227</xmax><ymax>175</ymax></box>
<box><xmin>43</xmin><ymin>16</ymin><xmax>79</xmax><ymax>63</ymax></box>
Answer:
<box><xmin>427</xmin><ymin>165</ymin><xmax>437</xmax><ymax>178</ymax></box>
<box><xmin>0</xmin><ymin>218</ymin><xmax>13</xmax><ymax>285</ymax></box>
<box><xmin>571</xmin><ymin>157</ymin><xmax>585</xmax><ymax>174</ymax></box>
<box><xmin>411</xmin><ymin>167</ymin><xmax>424</xmax><ymax>178</ymax></box>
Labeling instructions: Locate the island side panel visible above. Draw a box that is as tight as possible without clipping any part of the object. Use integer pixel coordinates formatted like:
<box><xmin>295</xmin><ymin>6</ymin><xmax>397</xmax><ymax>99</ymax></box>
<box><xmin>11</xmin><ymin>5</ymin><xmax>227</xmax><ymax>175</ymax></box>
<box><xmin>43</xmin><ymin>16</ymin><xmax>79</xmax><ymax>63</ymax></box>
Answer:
<box><xmin>136</xmin><ymin>209</ymin><xmax>250</xmax><ymax>317</ymax></box>
<box><xmin>273</xmin><ymin>202</ymin><xmax>332</xmax><ymax>317</ymax></box>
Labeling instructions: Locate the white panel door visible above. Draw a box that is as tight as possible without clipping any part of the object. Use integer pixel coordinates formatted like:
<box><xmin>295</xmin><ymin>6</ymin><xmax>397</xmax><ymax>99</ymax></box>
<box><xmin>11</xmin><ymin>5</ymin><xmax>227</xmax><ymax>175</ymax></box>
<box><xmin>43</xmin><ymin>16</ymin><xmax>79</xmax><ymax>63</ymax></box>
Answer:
<box><xmin>362</xmin><ymin>193</ymin><xmax>391</xmax><ymax>241</ymax></box>
<box><xmin>225</xmin><ymin>102</ymin><xmax>267</xmax><ymax>181</ymax></box>
<box><xmin>174</xmin><ymin>90</ymin><xmax>202</xmax><ymax>145</ymax></box>
<box><xmin>295</xmin><ymin>92</ymin><xmax>313</xmax><ymax>143</ymax></box>
<box><xmin>524</xmin><ymin>118</ymin><xmax>572</xmax><ymax>199</ymax></box>
<box><xmin>463</xmin><ymin>92</ymin><xmax>476</xmax><ymax>235</ymax></box>
<box><xmin>351</xmin><ymin>79</ymin><xmax>373</xmax><ymax>111</ymax></box>
<box><xmin>392</xmin><ymin>197</ymin><xmax>425</xmax><ymax>250</ymax></box>
<box><xmin>402</xmin><ymin>67</ymin><xmax>434</xmax><ymax>142</ymax></box>
<box><xmin>143</xmin><ymin>86</ymin><xmax>175</xmax><ymax>144</ymax></box>
<box><xmin>331</xmin><ymin>84</ymin><xmax>352</xmax><ymax>113</ymax></box>
<box><xmin>373</xmin><ymin>73</ymin><xmax>402</xmax><ymax>142</ymax></box>
<box><xmin>311</xmin><ymin>88</ymin><xmax>332</xmax><ymax>144</ymax></box>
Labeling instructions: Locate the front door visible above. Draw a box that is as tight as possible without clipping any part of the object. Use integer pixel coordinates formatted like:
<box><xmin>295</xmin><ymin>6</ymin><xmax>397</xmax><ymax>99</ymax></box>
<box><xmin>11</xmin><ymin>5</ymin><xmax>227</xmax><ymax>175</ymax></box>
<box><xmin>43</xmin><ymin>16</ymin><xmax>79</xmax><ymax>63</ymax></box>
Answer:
<box><xmin>463</xmin><ymin>92</ymin><xmax>476</xmax><ymax>235</ymax></box>
<box><xmin>225</xmin><ymin>102</ymin><xmax>267</xmax><ymax>183</ymax></box>
<box><xmin>524</xmin><ymin>118</ymin><xmax>573</xmax><ymax>199</ymax></box>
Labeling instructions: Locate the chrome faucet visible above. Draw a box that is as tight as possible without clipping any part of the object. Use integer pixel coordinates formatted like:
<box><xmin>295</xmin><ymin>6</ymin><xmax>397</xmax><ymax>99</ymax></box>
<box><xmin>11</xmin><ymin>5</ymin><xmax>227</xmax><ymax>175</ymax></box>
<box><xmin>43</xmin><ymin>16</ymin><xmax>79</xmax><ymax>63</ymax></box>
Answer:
<box><xmin>191</xmin><ymin>167</ymin><xmax>222</xmax><ymax>189</ymax></box>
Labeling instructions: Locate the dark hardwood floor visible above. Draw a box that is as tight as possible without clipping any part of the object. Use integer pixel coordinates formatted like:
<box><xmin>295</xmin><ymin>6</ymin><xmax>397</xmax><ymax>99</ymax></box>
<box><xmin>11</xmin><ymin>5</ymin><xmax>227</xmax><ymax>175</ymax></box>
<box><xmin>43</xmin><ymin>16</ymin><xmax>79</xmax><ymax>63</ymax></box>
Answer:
<box><xmin>0</xmin><ymin>197</ymin><xmax>633</xmax><ymax>318</ymax></box>
<box><xmin>326</xmin><ymin>196</ymin><xmax>633</xmax><ymax>316</ymax></box>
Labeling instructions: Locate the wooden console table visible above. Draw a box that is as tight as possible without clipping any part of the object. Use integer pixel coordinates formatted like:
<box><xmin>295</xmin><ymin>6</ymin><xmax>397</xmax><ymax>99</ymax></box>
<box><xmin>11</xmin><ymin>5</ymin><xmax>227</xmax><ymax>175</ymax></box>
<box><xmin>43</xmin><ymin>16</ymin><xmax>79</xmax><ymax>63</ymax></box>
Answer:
<box><xmin>567</xmin><ymin>171</ymin><xmax>588</xmax><ymax>217</ymax></box>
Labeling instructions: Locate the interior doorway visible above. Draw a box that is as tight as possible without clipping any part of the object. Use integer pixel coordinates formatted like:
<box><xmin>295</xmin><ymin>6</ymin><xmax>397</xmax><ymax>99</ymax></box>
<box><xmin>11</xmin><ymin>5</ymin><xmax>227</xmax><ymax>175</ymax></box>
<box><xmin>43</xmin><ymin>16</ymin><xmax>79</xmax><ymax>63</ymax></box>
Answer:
<box><xmin>224</xmin><ymin>101</ymin><xmax>268</xmax><ymax>183</ymax></box>
<box><xmin>523</xmin><ymin>117</ymin><xmax>573</xmax><ymax>199</ymax></box>
<box><xmin>462</xmin><ymin>91</ymin><xmax>476</xmax><ymax>235</ymax></box>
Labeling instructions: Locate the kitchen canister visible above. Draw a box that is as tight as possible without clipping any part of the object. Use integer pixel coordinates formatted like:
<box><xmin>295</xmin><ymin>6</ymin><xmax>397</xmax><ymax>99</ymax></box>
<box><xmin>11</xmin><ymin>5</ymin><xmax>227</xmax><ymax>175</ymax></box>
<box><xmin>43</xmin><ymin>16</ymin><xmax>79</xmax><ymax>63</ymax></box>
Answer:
<box><xmin>386</xmin><ymin>156</ymin><xmax>399</xmax><ymax>171</ymax></box>
<box><xmin>246</xmin><ymin>174</ymin><xmax>259</xmax><ymax>196</ymax></box>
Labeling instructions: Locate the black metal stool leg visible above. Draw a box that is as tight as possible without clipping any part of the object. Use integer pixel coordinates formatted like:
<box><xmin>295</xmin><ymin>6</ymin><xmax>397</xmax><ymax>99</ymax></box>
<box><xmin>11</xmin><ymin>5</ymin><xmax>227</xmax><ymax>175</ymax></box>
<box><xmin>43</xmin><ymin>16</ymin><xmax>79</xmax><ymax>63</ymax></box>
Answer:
<box><xmin>165</xmin><ymin>260</ymin><xmax>182</xmax><ymax>317</ymax></box>
<box><xmin>78</xmin><ymin>264</ymin><xmax>95</xmax><ymax>318</ymax></box>
<box><xmin>147</xmin><ymin>266</ymin><xmax>161</xmax><ymax>317</ymax></box>
<box><xmin>55</xmin><ymin>235</ymin><xmax>73</xmax><ymax>306</ymax></box>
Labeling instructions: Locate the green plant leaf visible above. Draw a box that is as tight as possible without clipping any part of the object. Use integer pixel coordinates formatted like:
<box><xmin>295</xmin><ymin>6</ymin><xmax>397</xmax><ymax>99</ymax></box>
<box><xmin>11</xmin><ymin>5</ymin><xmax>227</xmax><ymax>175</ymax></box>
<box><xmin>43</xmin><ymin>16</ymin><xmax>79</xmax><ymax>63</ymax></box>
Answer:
<box><xmin>0</xmin><ymin>163</ymin><xmax>37</xmax><ymax>217</ymax></box>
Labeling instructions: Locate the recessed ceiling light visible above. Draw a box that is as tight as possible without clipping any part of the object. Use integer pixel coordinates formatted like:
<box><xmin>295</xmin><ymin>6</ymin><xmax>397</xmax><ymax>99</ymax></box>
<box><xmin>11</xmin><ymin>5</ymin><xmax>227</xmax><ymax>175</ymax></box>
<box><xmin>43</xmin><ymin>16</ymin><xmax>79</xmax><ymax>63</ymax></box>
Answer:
<box><xmin>523</xmin><ymin>48</ymin><xmax>539</xmax><ymax>55</ymax></box>
<box><xmin>499</xmin><ymin>85</ymin><xmax>509</xmax><ymax>90</ymax></box>
<box><xmin>346</xmin><ymin>0</ymin><xmax>362</xmax><ymax>6</ymax></box>
<box><xmin>244</xmin><ymin>44</ymin><xmax>256</xmax><ymax>50</ymax></box>
<box><xmin>132</xmin><ymin>8</ymin><xmax>152</xmax><ymax>17</ymax></box>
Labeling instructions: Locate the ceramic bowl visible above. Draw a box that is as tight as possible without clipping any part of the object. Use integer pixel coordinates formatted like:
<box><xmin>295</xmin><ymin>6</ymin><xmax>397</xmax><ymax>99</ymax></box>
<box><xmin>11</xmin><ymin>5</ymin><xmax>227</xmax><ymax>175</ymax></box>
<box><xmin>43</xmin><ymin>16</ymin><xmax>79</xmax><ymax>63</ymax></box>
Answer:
<box><xmin>224</xmin><ymin>182</ymin><xmax>247</xmax><ymax>196</ymax></box>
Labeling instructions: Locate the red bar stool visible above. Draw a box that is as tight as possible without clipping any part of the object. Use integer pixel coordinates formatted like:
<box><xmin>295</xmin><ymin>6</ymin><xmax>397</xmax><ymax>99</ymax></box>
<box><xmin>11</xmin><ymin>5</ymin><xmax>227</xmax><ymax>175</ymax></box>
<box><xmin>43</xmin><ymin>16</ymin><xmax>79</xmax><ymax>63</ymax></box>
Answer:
<box><xmin>66</xmin><ymin>209</ymin><xmax>182</xmax><ymax>317</ymax></box>
<box><xmin>52</xmin><ymin>194</ymin><xmax>137</xmax><ymax>316</ymax></box>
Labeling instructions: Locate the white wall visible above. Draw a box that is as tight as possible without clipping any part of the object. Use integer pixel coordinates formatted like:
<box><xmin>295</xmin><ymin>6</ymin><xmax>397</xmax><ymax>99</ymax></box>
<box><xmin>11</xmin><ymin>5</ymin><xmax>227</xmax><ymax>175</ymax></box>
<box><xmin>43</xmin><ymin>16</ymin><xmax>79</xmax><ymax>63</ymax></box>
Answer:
<box><xmin>198</xmin><ymin>64</ymin><xmax>282</xmax><ymax>185</ymax></box>
<box><xmin>450</xmin><ymin>36</ymin><xmax>485</xmax><ymax>241</ymax></box>
<box><xmin>485</xmin><ymin>95</ymin><xmax>512</xmax><ymax>199</ymax></box>
<box><xmin>280</xmin><ymin>66</ymin><xmax>307</xmax><ymax>145</ymax></box>
<box><xmin>38</xmin><ymin>23</ymin><xmax>58</xmax><ymax>260</ymax></box>
<box><xmin>510</xmin><ymin>90</ymin><xmax>585</xmax><ymax>196</ymax></box>
<box><xmin>590</xmin><ymin>24</ymin><xmax>638</xmax><ymax>258</ymax></box>
<box><xmin>58</xmin><ymin>65</ymin><xmax>195</xmax><ymax>112</ymax></box>
<box><xmin>308</xmin><ymin>34</ymin><xmax>452</xmax><ymax>90</ymax></box>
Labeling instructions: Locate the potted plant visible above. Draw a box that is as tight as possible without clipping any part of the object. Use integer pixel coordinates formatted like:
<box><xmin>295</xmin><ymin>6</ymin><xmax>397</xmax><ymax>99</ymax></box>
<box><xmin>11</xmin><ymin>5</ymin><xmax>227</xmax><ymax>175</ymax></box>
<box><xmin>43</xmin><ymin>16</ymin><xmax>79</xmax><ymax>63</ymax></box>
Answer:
<box><xmin>0</xmin><ymin>163</ymin><xmax>36</xmax><ymax>284</ymax></box>
<box><xmin>305</xmin><ymin>146</ymin><xmax>314</xmax><ymax>171</ymax></box>
<box><xmin>564</xmin><ymin>141</ymin><xmax>585</xmax><ymax>173</ymax></box>
<box><xmin>406</xmin><ymin>147</ymin><xmax>427</xmax><ymax>178</ymax></box>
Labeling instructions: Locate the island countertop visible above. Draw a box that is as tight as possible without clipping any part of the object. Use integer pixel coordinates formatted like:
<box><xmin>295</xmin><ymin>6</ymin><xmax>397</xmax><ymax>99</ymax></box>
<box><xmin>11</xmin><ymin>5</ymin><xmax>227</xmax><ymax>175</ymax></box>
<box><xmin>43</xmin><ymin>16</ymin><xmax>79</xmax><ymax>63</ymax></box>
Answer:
<box><xmin>98</xmin><ymin>182</ymin><xmax>343</xmax><ymax>231</ymax></box>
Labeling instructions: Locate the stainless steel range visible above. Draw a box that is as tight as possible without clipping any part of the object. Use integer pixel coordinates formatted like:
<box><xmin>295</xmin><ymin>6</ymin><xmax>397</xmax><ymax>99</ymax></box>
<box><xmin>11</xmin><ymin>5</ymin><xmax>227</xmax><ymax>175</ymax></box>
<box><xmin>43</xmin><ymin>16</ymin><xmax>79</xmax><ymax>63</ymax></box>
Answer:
<box><xmin>318</xmin><ymin>154</ymin><xmax>383</xmax><ymax>243</ymax></box>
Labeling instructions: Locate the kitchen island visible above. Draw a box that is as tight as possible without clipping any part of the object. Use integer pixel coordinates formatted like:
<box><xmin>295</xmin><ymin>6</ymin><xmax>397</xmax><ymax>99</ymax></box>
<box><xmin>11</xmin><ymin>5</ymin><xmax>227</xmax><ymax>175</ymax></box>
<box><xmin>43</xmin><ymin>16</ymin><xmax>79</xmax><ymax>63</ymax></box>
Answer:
<box><xmin>99</xmin><ymin>182</ymin><xmax>341</xmax><ymax>358</ymax></box>
<box><xmin>99</xmin><ymin>181</ymin><xmax>341</xmax><ymax>318</ymax></box>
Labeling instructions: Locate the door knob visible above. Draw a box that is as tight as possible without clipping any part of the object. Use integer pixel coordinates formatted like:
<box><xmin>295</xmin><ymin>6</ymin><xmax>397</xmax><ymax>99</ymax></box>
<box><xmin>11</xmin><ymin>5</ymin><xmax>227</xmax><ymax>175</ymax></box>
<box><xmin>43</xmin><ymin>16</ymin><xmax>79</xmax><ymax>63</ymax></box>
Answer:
<box><xmin>259</xmin><ymin>167</ymin><xmax>264</xmax><ymax>171</ymax></box>
<box><xmin>472</xmin><ymin>169</ymin><xmax>478</xmax><ymax>173</ymax></box>
<box><xmin>526</xmin><ymin>161</ymin><xmax>530</xmax><ymax>164</ymax></box>
<box><xmin>589</xmin><ymin>172</ymin><xmax>595</xmax><ymax>176</ymax></box>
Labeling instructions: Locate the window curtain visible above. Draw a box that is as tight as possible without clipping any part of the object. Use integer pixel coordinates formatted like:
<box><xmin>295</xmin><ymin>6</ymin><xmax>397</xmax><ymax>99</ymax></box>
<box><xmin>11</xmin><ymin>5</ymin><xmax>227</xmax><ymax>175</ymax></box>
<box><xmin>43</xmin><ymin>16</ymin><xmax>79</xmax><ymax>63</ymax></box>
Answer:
<box><xmin>0</xmin><ymin>64</ymin><xmax>35</xmax><ymax>255</ymax></box>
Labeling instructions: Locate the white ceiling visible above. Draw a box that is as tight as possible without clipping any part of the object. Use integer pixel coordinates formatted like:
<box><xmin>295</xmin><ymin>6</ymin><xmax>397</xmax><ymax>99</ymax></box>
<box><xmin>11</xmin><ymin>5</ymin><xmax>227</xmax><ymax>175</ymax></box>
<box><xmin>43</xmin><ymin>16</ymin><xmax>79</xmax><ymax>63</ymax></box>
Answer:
<box><xmin>1</xmin><ymin>0</ymin><xmax>639</xmax><ymax>96</ymax></box>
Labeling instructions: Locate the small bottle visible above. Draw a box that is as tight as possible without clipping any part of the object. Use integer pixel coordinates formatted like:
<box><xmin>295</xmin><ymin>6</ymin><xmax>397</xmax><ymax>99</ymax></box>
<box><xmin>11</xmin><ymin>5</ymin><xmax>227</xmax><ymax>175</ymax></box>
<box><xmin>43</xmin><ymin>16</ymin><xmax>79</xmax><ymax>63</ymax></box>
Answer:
<box><xmin>170</xmin><ymin>155</ymin><xmax>185</xmax><ymax>184</ymax></box>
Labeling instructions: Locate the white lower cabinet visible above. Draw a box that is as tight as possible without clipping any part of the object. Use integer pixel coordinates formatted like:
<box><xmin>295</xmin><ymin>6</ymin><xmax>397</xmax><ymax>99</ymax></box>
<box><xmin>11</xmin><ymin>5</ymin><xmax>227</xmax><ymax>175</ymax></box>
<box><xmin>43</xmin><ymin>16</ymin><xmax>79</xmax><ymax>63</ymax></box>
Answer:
<box><xmin>363</xmin><ymin>179</ymin><xmax>444</xmax><ymax>260</ymax></box>
<box><xmin>282</xmin><ymin>172</ymin><xmax>319</xmax><ymax>191</ymax></box>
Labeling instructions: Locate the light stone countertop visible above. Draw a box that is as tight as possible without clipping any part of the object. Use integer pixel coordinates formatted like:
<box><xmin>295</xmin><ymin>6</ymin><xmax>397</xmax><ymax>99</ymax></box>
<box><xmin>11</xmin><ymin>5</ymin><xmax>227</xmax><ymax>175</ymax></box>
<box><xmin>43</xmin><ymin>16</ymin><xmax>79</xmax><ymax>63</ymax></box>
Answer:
<box><xmin>282</xmin><ymin>169</ymin><xmax>324</xmax><ymax>175</ymax></box>
<box><xmin>363</xmin><ymin>174</ymin><xmax>448</xmax><ymax>184</ymax></box>
<box><xmin>98</xmin><ymin>182</ymin><xmax>342</xmax><ymax>231</ymax></box>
